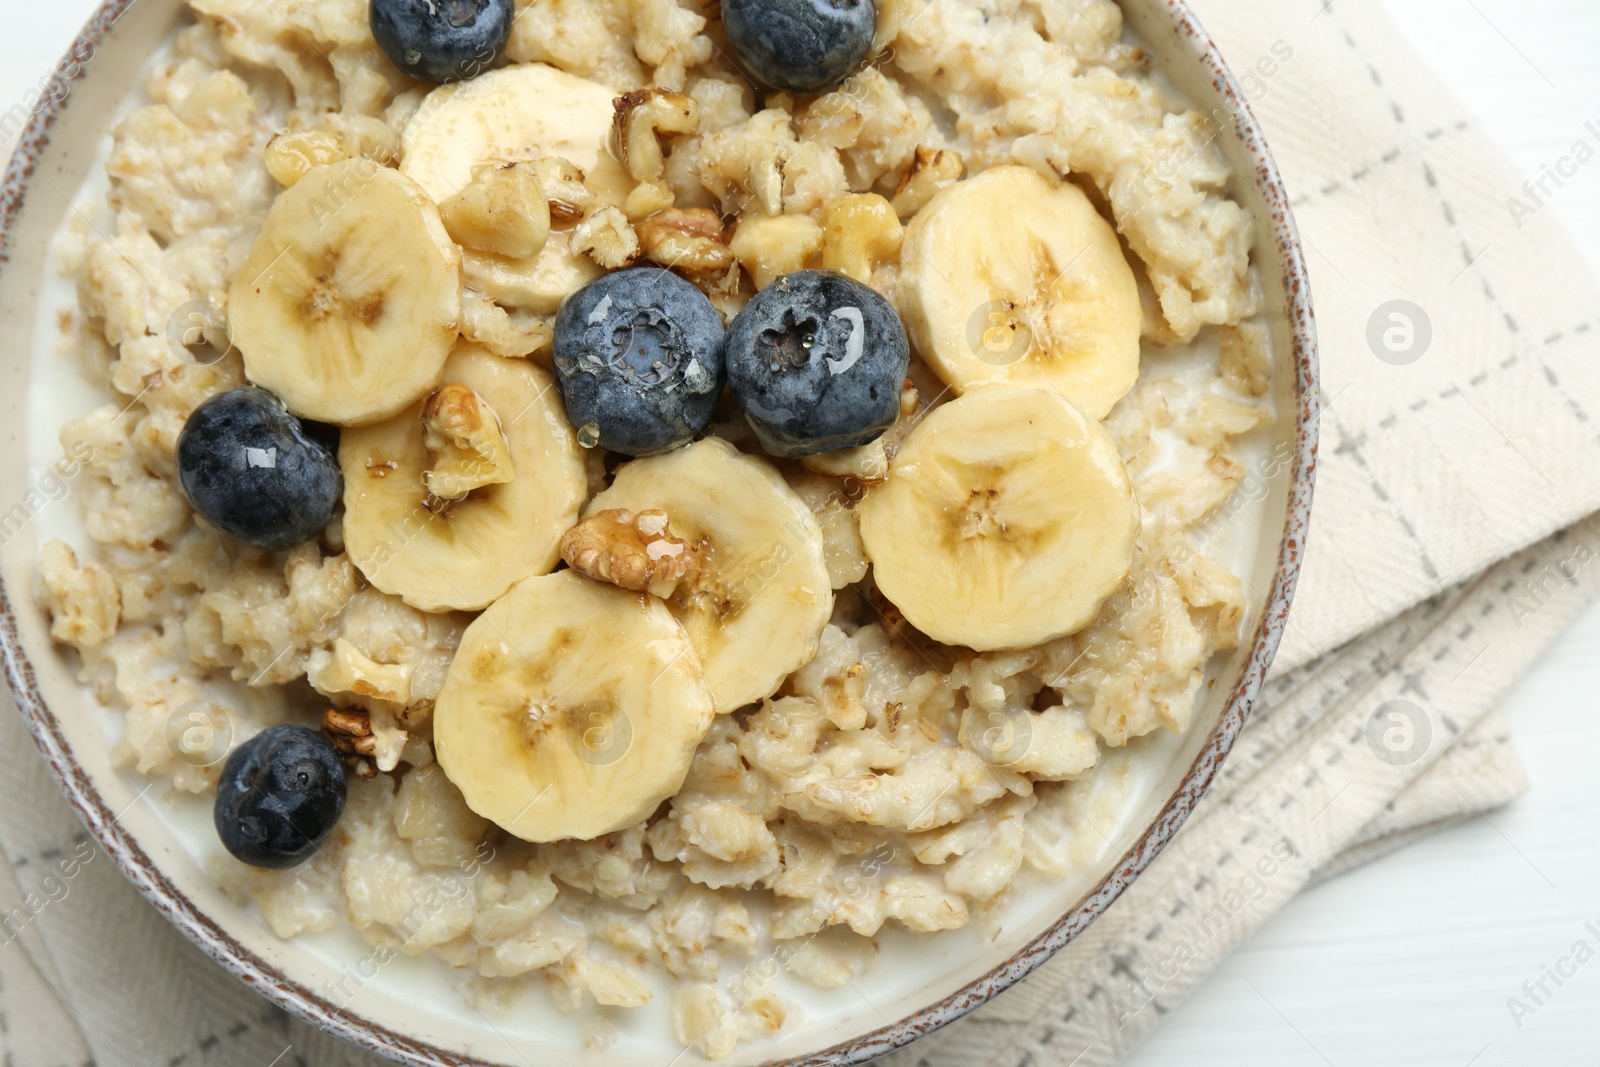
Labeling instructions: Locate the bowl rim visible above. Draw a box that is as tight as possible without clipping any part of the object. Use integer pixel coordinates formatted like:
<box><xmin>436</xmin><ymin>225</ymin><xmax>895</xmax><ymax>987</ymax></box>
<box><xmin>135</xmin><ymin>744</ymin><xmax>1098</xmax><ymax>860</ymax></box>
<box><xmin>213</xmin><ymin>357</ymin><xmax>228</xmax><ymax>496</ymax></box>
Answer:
<box><xmin>0</xmin><ymin>0</ymin><xmax>1319</xmax><ymax>1062</ymax></box>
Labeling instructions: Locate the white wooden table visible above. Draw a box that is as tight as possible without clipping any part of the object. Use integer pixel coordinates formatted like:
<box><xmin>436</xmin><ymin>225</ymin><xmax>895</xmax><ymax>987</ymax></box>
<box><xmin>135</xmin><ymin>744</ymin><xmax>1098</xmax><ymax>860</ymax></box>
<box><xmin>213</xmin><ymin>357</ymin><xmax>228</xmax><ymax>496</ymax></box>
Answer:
<box><xmin>4</xmin><ymin>2</ymin><xmax>1599</xmax><ymax>1065</ymax></box>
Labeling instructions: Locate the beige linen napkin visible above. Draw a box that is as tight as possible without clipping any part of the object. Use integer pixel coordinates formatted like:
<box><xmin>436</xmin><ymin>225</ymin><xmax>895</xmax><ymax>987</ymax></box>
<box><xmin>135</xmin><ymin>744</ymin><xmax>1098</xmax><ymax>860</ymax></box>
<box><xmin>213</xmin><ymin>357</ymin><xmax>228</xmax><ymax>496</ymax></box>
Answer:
<box><xmin>3</xmin><ymin>0</ymin><xmax>1599</xmax><ymax>1064</ymax></box>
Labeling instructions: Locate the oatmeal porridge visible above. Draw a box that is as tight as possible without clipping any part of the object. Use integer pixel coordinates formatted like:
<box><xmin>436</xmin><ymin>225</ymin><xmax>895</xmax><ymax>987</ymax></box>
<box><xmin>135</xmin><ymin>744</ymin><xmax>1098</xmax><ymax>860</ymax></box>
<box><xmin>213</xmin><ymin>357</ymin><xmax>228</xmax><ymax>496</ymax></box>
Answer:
<box><xmin>33</xmin><ymin>0</ymin><xmax>1274</xmax><ymax>1055</ymax></box>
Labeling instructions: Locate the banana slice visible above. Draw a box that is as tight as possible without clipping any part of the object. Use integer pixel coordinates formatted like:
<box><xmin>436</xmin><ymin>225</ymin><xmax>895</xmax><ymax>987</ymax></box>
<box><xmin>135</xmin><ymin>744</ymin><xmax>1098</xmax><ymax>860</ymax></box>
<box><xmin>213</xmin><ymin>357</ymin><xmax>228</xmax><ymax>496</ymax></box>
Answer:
<box><xmin>434</xmin><ymin>571</ymin><xmax>715</xmax><ymax>842</ymax></box>
<box><xmin>401</xmin><ymin>64</ymin><xmax>628</xmax><ymax>316</ymax></box>
<box><xmin>585</xmin><ymin>439</ymin><xmax>833</xmax><ymax>714</ymax></box>
<box><xmin>461</xmin><ymin>242</ymin><xmax>603</xmax><ymax>315</ymax></box>
<box><xmin>340</xmin><ymin>343</ymin><xmax>586</xmax><ymax>612</ymax></box>
<box><xmin>228</xmin><ymin>160</ymin><xmax>462</xmax><ymax>426</ymax></box>
<box><xmin>858</xmin><ymin>387</ymin><xmax>1138</xmax><ymax>651</ymax></box>
<box><xmin>400</xmin><ymin>63</ymin><xmax>630</xmax><ymax>205</ymax></box>
<box><xmin>897</xmin><ymin>165</ymin><xmax>1141</xmax><ymax>420</ymax></box>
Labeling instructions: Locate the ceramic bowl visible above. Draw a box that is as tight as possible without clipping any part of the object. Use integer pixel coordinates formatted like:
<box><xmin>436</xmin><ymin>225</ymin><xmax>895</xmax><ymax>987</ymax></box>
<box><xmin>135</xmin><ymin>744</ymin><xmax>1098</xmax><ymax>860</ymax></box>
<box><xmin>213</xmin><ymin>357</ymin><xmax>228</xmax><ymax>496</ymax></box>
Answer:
<box><xmin>0</xmin><ymin>0</ymin><xmax>1317</xmax><ymax>1062</ymax></box>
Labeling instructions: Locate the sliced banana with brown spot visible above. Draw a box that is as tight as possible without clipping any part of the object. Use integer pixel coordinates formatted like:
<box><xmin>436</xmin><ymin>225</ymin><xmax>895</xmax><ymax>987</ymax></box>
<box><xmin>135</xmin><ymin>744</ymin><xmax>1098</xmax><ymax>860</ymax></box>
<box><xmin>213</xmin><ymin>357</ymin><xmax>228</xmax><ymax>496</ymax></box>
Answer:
<box><xmin>858</xmin><ymin>386</ymin><xmax>1138</xmax><ymax>651</ymax></box>
<box><xmin>898</xmin><ymin>165</ymin><xmax>1141</xmax><ymax>420</ymax></box>
<box><xmin>584</xmin><ymin>438</ymin><xmax>833</xmax><ymax>714</ymax></box>
<box><xmin>228</xmin><ymin>160</ymin><xmax>462</xmax><ymax>426</ymax></box>
<box><xmin>340</xmin><ymin>344</ymin><xmax>586</xmax><ymax>612</ymax></box>
<box><xmin>434</xmin><ymin>571</ymin><xmax>715</xmax><ymax>842</ymax></box>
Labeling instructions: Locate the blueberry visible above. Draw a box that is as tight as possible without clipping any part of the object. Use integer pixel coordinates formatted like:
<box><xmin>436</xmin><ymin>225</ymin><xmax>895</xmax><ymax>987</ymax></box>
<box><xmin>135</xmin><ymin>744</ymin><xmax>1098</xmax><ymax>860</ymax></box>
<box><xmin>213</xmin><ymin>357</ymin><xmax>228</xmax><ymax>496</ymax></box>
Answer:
<box><xmin>370</xmin><ymin>0</ymin><xmax>512</xmax><ymax>84</ymax></box>
<box><xmin>177</xmin><ymin>387</ymin><xmax>342</xmax><ymax>551</ymax></box>
<box><xmin>214</xmin><ymin>725</ymin><xmax>347</xmax><ymax>870</ymax></box>
<box><xmin>722</xmin><ymin>0</ymin><xmax>876</xmax><ymax>93</ymax></box>
<box><xmin>725</xmin><ymin>271</ymin><xmax>908</xmax><ymax>458</ymax></box>
<box><xmin>553</xmin><ymin>268</ymin><xmax>727</xmax><ymax>456</ymax></box>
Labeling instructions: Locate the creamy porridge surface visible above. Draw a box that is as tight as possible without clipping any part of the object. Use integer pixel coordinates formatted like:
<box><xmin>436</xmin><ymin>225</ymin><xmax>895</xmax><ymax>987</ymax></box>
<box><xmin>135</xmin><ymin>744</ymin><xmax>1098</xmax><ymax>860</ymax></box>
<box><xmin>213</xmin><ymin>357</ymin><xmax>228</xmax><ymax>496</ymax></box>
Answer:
<box><xmin>35</xmin><ymin>0</ymin><xmax>1272</xmax><ymax>1055</ymax></box>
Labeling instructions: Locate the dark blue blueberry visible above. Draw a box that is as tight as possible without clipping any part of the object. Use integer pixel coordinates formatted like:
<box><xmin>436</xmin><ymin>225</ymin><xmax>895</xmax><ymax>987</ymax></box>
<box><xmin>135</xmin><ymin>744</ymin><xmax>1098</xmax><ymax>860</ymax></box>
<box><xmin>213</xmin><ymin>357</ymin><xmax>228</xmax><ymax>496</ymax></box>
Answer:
<box><xmin>722</xmin><ymin>0</ymin><xmax>876</xmax><ymax>93</ymax></box>
<box><xmin>214</xmin><ymin>725</ymin><xmax>347</xmax><ymax>870</ymax></box>
<box><xmin>370</xmin><ymin>0</ymin><xmax>512</xmax><ymax>84</ymax></box>
<box><xmin>725</xmin><ymin>270</ymin><xmax>908</xmax><ymax>458</ymax></box>
<box><xmin>553</xmin><ymin>268</ymin><xmax>726</xmax><ymax>456</ymax></box>
<box><xmin>177</xmin><ymin>387</ymin><xmax>342</xmax><ymax>551</ymax></box>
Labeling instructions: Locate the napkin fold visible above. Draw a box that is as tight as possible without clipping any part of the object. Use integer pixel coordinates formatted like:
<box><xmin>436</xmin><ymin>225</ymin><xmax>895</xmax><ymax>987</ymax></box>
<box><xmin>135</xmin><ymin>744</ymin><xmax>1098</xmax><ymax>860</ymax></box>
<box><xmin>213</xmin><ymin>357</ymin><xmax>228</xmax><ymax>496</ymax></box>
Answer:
<box><xmin>4</xmin><ymin>0</ymin><xmax>1599</xmax><ymax>1064</ymax></box>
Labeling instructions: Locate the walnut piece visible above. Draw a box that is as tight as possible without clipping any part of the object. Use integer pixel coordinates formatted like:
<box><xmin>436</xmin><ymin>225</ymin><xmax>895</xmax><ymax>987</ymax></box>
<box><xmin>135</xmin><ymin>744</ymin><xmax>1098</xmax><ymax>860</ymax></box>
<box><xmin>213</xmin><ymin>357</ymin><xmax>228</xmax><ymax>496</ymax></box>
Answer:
<box><xmin>572</xmin><ymin>206</ymin><xmax>640</xmax><ymax>270</ymax></box>
<box><xmin>624</xmin><ymin>178</ymin><xmax>675</xmax><ymax>220</ymax></box>
<box><xmin>308</xmin><ymin>637</ymin><xmax>415</xmax><ymax>706</ymax></box>
<box><xmin>636</xmin><ymin>208</ymin><xmax>735</xmax><ymax>274</ymax></box>
<box><xmin>460</xmin><ymin>287</ymin><xmax>555</xmax><ymax>359</ymax></box>
<box><xmin>560</xmin><ymin>508</ymin><xmax>702</xmax><ymax>599</ymax></box>
<box><xmin>262</xmin><ymin>116</ymin><xmax>400</xmax><ymax>188</ymax></box>
<box><xmin>421</xmin><ymin>383</ymin><xmax>515</xmax><ymax>501</ymax></box>
<box><xmin>821</xmin><ymin>193</ymin><xmax>903</xmax><ymax>283</ymax></box>
<box><xmin>891</xmin><ymin>146</ymin><xmax>965</xmax><ymax>219</ymax></box>
<box><xmin>729</xmin><ymin>214</ymin><xmax>823</xmax><ymax>290</ymax></box>
<box><xmin>611</xmin><ymin>88</ymin><xmax>699</xmax><ymax>183</ymax></box>
<box><xmin>264</xmin><ymin>129</ymin><xmax>344</xmax><ymax>188</ymax></box>
<box><xmin>440</xmin><ymin>161</ymin><xmax>550</xmax><ymax>260</ymax></box>
<box><xmin>532</xmin><ymin>157</ymin><xmax>597</xmax><ymax>225</ymax></box>
<box><xmin>322</xmin><ymin>707</ymin><xmax>379</xmax><ymax>779</ymax></box>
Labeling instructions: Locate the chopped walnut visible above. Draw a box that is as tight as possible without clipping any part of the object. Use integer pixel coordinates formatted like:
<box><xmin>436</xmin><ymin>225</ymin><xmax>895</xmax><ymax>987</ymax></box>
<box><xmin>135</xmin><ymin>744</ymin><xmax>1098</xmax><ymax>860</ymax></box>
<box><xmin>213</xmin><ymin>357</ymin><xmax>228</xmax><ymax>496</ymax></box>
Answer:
<box><xmin>624</xmin><ymin>178</ymin><xmax>676</xmax><ymax>220</ymax></box>
<box><xmin>263</xmin><ymin>115</ymin><xmax>399</xmax><ymax>188</ymax></box>
<box><xmin>899</xmin><ymin>379</ymin><xmax>920</xmax><ymax>417</ymax></box>
<box><xmin>308</xmin><ymin>637</ymin><xmax>415</xmax><ymax>706</ymax></box>
<box><xmin>322</xmin><ymin>707</ymin><xmax>378</xmax><ymax>779</ymax></box>
<box><xmin>794</xmin><ymin>89</ymin><xmax>866</xmax><ymax>149</ymax></box>
<box><xmin>532</xmin><ymin>157</ymin><xmax>597</xmax><ymax>225</ymax></box>
<box><xmin>263</xmin><ymin>129</ymin><xmax>344</xmax><ymax>188</ymax></box>
<box><xmin>688</xmin><ymin>261</ymin><xmax>751</xmax><ymax>322</ymax></box>
<box><xmin>440</xmin><ymin>161</ymin><xmax>550</xmax><ymax>260</ymax></box>
<box><xmin>572</xmin><ymin>206</ymin><xmax>640</xmax><ymax>270</ymax></box>
<box><xmin>636</xmin><ymin>208</ymin><xmax>735</xmax><ymax>274</ymax></box>
<box><xmin>728</xmin><ymin>214</ymin><xmax>823</xmax><ymax>290</ymax></box>
<box><xmin>420</xmin><ymin>383</ymin><xmax>515</xmax><ymax>501</ymax></box>
<box><xmin>561</xmin><ymin>508</ymin><xmax>702</xmax><ymax>599</ymax></box>
<box><xmin>890</xmin><ymin>146</ymin><xmax>965</xmax><ymax>219</ymax></box>
<box><xmin>460</xmin><ymin>287</ymin><xmax>556</xmax><ymax>359</ymax></box>
<box><xmin>821</xmin><ymin>193</ymin><xmax>902</xmax><ymax>284</ymax></box>
<box><xmin>611</xmin><ymin>88</ymin><xmax>698</xmax><ymax>183</ymax></box>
